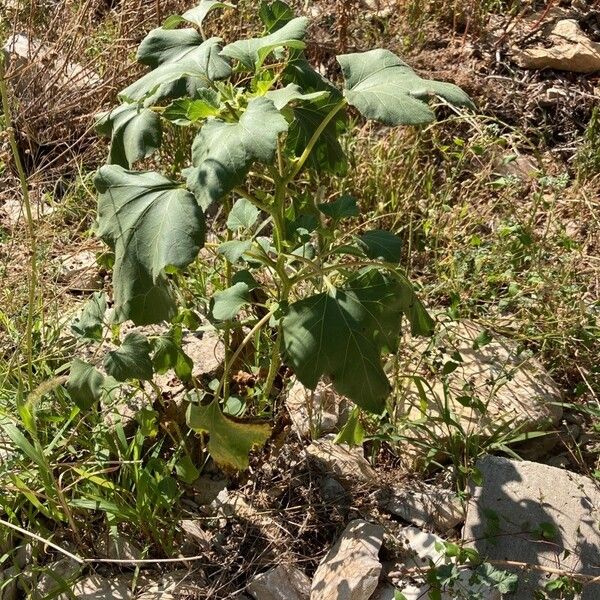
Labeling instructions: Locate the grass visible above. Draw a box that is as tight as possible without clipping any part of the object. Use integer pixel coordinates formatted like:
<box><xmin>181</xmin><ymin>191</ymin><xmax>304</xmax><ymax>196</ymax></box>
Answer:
<box><xmin>0</xmin><ymin>0</ymin><xmax>599</xmax><ymax>597</ymax></box>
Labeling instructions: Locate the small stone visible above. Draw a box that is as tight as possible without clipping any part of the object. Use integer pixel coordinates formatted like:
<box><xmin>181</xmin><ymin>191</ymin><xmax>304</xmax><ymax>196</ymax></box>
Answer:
<box><xmin>36</xmin><ymin>558</ymin><xmax>82</xmax><ymax>596</ymax></box>
<box><xmin>184</xmin><ymin>331</ymin><xmax>225</xmax><ymax>379</ymax></box>
<box><xmin>464</xmin><ymin>455</ymin><xmax>600</xmax><ymax>598</ymax></box>
<box><xmin>247</xmin><ymin>564</ymin><xmax>310</xmax><ymax>600</ymax></box>
<box><xmin>180</xmin><ymin>520</ymin><xmax>212</xmax><ymax>550</ymax></box>
<box><xmin>97</xmin><ymin>534</ymin><xmax>142</xmax><ymax>561</ymax></box>
<box><xmin>305</xmin><ymin>439</ymin><xmax>377</xmax><ymax>488</ymax></box>
<box><xmin>57</xmin><ymin>250</ymin><xmax>102</xmax><ymax>292</ymax></box>
<box><xmin>311</xmin><ymin>519</ymin><xmax>384</xmax><ymax>600</ymax></box>
<box><xmin>136</xmin><ymin>570</ymin><xmax>204</xmax><ymax>600</ymax></box>
<box><xmin>60</xmin><ymin>575</ymin><xmax>131</xmax><ymax>599</ymax></box>
<box><xmin>377</xmin><ymin>482</ymin><xmax>464</xmax><ymax>531</ymax></box>
<box><xmin>320</xmin><ymin>477</ymin><xmax>349</xmax><ymax>506</ymax></box>
<box><xmin>286</xmin><ymin>379</ymin><xmax>349</xmax><ymax>438</ymax></box>
<box><xmin>0</xmin><ymin>567</ymin><xmax>19</xmax><ymax>600</ymax></box>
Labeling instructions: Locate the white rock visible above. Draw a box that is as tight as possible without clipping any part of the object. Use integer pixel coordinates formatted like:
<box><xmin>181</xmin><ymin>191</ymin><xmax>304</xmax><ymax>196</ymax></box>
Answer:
<box><xmin>464</xmin><ymin>455</ymin><xmax>600</xmax><ymax>598</ymax></box>
<box><xmin>60</xmin><ymin>575</ymin><xmax>131</xmax><ymax>599</ymax></box>
<box><xmin>97</xmin><ymin>534</ymin><xmax>142</xmax><ymax>560</ymax></box>
<box><xmin>305</xmin><ymin>439</ymin><xmax>377</xmax><ymax>488</ymax></box>
<box><xmin>247</xmin><ymin>564</ymin><xmax>310</xmax><ymax>600</ymax></box>
<box><xmin>136</xmin><ymin>570</ymin><xmax>204</xmax><ymax>600</ymax></box>
<box><xmin>311</xmin><ymin>519</ymin><xmax>384</xmax><ymax>600</ymax></box>
<box><xmin>57</xmin><ymin>250</ymin><xmax>102</xmax><ymax>291</ymax></box>
<box><xmin>286</xmin><ymin>379</ymin><xmax>349</xmax><ymax>438</ymax></box>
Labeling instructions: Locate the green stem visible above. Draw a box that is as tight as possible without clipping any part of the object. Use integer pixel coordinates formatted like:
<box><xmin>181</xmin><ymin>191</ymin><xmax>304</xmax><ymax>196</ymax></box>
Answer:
<box><xmin>262</xmin><ymin>326</ymin><xmax>281</xmax><ymax>402</ymax></box>
<box><xmin>287</xmin><ymin>99</ymin><xmax>347</xmax><ymax>181</ymax></box>
<box><xmin>0</xmin><ymin>56</ymin><xmax>37</xmax><ymax>390</ymax></box>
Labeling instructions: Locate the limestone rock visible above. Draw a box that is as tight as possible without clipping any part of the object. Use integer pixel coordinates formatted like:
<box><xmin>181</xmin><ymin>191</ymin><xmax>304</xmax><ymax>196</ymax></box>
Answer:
<box><xmin>311</xmin><ymin>519</ymin><xmax>384</xmax><ymax>600</ymax></box>
<box><xmin>397</xmin><ymin>320</ymin><xmax>562</xmax><ymax>466</ymax></box>
<box><xmin>247</xmin><ymin>564</ymin><xmax>310</xmax><ymax>600</ymax></box>
<box><xmin>97</xmin><ymin>534</ymin><xmax>142</xmax><ymax>561</ymax></box>
<box><xmin>57</xmin><ymin>250</ymin><xmax>102</xmax><ymax>292</ymax></box>
<box><xmin>286</xmin><ymin>379</ymin><xmax>349</xmax><ymax>438</ymax></box>
<box><xmin>464</xmin><ymin>455</ymin><xmax>600</xmax><ymax>598</ymax></box>
<box><xmin>376</xmin><ymin>482</ymin><xmax>464</xmax><ymax>531</ymax></box>
<box><xmin>136</xmin><ymin>570</ymin><xmax>205</xmax><ymax>600</ymax></box>
<box><xmin>512</xmin><ymin>19</ymin><xmax>600</xmax><ymax>73</ymax></box>
<box><xmin>180</xmin><ymin>519</ymin><xmax>212</xmax><ymax>551</ymax></box>
<box><xmin>35</xmin><ymin>558</ymin><xmax>82</xmax><ymax>597</ymax></box>
<box><xmin>60</xmin><ymin>575</ymin><xmax>131</xmax><ymax>599</ymax></box>
<box><xmin>305</xmin><ymin>439</ymin><xmax>377</xmax><ymax>488</ymax></box>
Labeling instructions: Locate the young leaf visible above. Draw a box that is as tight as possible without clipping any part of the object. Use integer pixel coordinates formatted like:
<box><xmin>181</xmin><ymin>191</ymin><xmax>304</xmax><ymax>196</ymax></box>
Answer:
<box><xmin>265</xmin><ymin>83</ymin><xmax>327</xmax><ymax>110</ymax></box>
<box><xmin>96</xmin><ymin>103</ymin><xmax>162</xmax><ymax>168</ymax></box>
<box><xmin>152</xmin><ymin>335</ymin><xmax>193</xmax><ymax>381</ymax></box>
<box><xmin>104</xmin><ymin>332</ymin><xmax>153</xmax><ymax>381</ymax></box>
<box><xmin>186</xmin><ymin>97</ymin><xmax>288</xmax><ymax>209</ymax></box>
<box><xmin>180</xmin><ymin>1</ymin><xmax>234</xmax><ymax>29</ymax></box>
<box><xmin>121</xmin><ymin>37</ymin><xmax>231</xmax><ymax>104</ymax></box>
<box><xmin>221</xmin><ymin>17</ymin><xmax>308</xmax><ymax>71</ymax></box>
<box><xmin>218</xmin><ymin>240</ymin><xmax>252</xmax><ymax>264</ymax></box>
<box><xmin>334</xmin><ymin>407</ymin><xmax>365</xmax><ymax>446</ymax></box>
<box><xmin>318</xmin><ymin>195</ymin><xmax>358</xmax><ymax>220</ymax></box>
<box><xmin>187</xmin><ymin>398</ymin><xmax>271</xmax><ymax>471</ymax></box>
<box><xmin>67</xmin><ymin>359</ymin><xmax>117</xmax><ymax>411</ymax></box>
<box><xmin>226</xmin><ymin>198</ymin><xmax>259</xmax><ymax>231</ymax></box>
<box><xmin>358</xmin><ymin>230</ymin><xmax>402</xmax><ymax>262</ymax></box>
<box><xmin>338</xmin><ymin>49</ymin><xmax>474</xmax><ymax>126</ymax></box>
<box><xmin>71</xmin><ymin>291</ymin><xmax>106</xmax><ymax>341</ymax></box>
<box><xmin>259</xmin><ymin>0</ymin><xmax>295</xmax><ymax>32</ymax></box>
<box><xmin>163</xmin><ymin>91</ymin><xmax>220</xmax><ymax>125</ymax></box>
<box><xmin>95</xmin><ymin>166</ymin><xmax>205</xmax><ymax>325</ymax></box>
<box><xmin>211</xmin><ymin>282</ymin><xmax>250</xmax><ymax>321</ymax></box>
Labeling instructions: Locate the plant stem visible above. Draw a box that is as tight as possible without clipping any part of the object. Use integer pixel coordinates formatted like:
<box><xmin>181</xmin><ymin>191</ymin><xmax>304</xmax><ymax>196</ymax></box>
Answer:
<box><xmin>0</xmin><ymin>56</ymin><xmax>37</xmax><ymax>390</ymax></box>
<box><xmin>262</xmin><ymin>326</ymin><xmax>281</xmax><ymax>402</ymax></box>
<box><xmin>287</xmin><ymin>98</ymin><xmax>346</xmax><ymax>181</ymax></box>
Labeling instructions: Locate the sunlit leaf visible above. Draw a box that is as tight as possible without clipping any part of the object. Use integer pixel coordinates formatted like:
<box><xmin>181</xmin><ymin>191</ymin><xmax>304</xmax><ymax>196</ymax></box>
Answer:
<box><xmin>211</xmin><ymin>282</ymin><xmax>250</xmax><ymax>321</ymax></box>
<box><xmin>104</xmin><ymin>332</ymin><xmax>153</xmax><ymax>381</ymax></box>
<box><xmin>67</xmin><ymin>359</ymin><xmax>118</xmax><ymax>411</ymax></box>
<box><xmin>71</xmin><ymin>291</ymin><xmax>106</xmax><ymax>341</ymax></box>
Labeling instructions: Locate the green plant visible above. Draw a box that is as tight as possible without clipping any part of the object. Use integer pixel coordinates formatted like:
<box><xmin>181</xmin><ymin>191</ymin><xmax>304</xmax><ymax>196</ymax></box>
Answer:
<box><xmin>69</xmin><ymin>0</ymin><xmax>473</xmax><ymax>470</ymax></box>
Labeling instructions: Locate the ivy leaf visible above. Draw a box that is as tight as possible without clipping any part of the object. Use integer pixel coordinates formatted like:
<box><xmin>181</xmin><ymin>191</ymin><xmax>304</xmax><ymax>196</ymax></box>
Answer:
<box><xmin>95</xmin><ymin>166</ymin><xmax>205</xmax><ymax>325</ymax></box>
<box><xmin>265</xmin><ymin>83</ymin><xmax>328</xmax><ymax>110</ymax></box>
<box><xmin>96</xmin><ymin>103</ymin><xmax>161</xmax><ymax>168</ymax></box>
<box><xmin>218</xmin><ymin>240</ymin><xmax>252</xmax><ymax>264</ymax></box>
<box><xmin>152</xmin><ymin>335</ymin><xmax>193</xmax><ymax>381</ymax></box>
<box><xmin>226</xmin><ymin>198</ymin><xmax>259</xmax><ymax>231</ymax></box>
<box><xmin>186</xmin><ymin>97</ymin><xmax>288</xmax><ymax>209</ymax></box>
<box><xmin>221</xmin><ymin>17</ymin><xmax>308</xmax><ymax>71</ymax></box>
<box><xmin>67</xmin><ymin>359</ymin><xmax>117</xmax><ymax>411</ymax></box>
<box><xmin>104</xmin><ymin>332</ymin><xmax>153</xmax><ymax>381</ymax></box>
<box><xmin>259</xmin><ymin>0</ymin><xmax>295</xmax><ymax>32</ymax></box>
<box><xmin>163</xmin><ymin>90</ymin><xmax>220</xmax><ymax>125</ymax></box>
<box><xmin>358</xmin><ymin>230</ymin><xmax>402</xmax><ymax>262</ymax></box>
<box><xmin>71</xmin><ymin>292</ymin><xmax>106</xmax><ymax>341</ymax></box>
<box><xmin>338</xmin><ymin>49</ymin><xmax>475</xmax><ymax>126</ymax></box>
<box><xmin>211</xmin><ymin>282</ymin><xmax>250</xmax><ymax>321</ymax></box>
<box><xmin>318</xmin><ymin>194</ymin><xmax>358</xmax><ymax>220</ymax></box>
<box><xmin>121</xmin><ymin>37</ymin><xmax>231</xmax><ymax>104</ymax></box>
<box><xmin>187</xmin><ymin>399</ymin><xmax>271</xmax><ymax>471</ymax></box>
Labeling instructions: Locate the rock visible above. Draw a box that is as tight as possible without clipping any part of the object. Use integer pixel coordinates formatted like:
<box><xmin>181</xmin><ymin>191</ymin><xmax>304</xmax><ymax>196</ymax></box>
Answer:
<box><xmin>305</xmin><ymin>439</ymin><xmax>377</xmax><ymax>488</ymax></box>
<box><xmin>56</xmin><ymin>250</ymin><xmax>102</xmax><ymax>291</ymax></box>
<box><xmin>97</xmin><ymin>534</ymin><xmax>142</xmax><ymax>561</ymax></box>
<box><xmin>398</xmin><ymin>320</ymin><xmax>562</xmax><ymax>467</ymax></box>
<box><xmin>0</xmin><ymin>567</ymin><xmax>18</xmax><ymax>600</ymax></box>
<box><xmin>311</xmin><ymin>519</ymin><xmax>384</xmax><ymax>600</ymax></box>
<box><xmin>464</xmin><ymin>455</ymin><xmax>600</xmax><ymax>598</ymax></box>
<box><xmin>0</xmin><ymin>197</ymin><xmax>54</xmax><ymax>229</ymax></box>
<box><xmin>191</xmin><ymin>471</ymin><xmax>228</xmax><ymax>506</ymax></box>
<box><xmin>247</xmin><ymin>564</ymin><xmax>310</xmax><ymax>600</ymax></box>
<box><xmin>184</xmin><ymin>330</ymin><xmax>225</xmax><ymax>379</ymax></box>
<box><xmin>494</xmin><ymin>154</ymin><xmax>539</xmax><ymax>181</ymax></box>
<box><xmin>35</xmin><ymin>558</ymin><xmax>82</xmax><ymax>597</ymax></box>
<box><xmin>320</xmin><ymin>477</ymin><xmax>350</xmax><ymax>507</ymax></box>
<box><xmin>286</xmin><ymin>379</ymin><xmax>349</xmax><ymax>438</ymax></box>
<box><xmin>60</xmin><ymin>575</ymin><xmax>131</xmax><ymax>599</ymax></box>
<box><xmin>180</xmin><ymin>519</ymin><xmax>212</xmax><ymax>551</ymax></box>
<box><xmin>136</xmin><ymin>570</ymin><xmax>205</xmax><ymax>600</ymax></box>
<box><xmin>512</xmin><ymin>19</ymin><xmax>600</xmax><ymax>73</ymax></box>
<box><xmin>371</xmin><ymin>582</ymin><xmax>428</xmax><ymax>600</ymax></box>
<box><xmin>376</xmin><ymin>481</ymin><xmax>464</xmax><ymax>531</ymax></box>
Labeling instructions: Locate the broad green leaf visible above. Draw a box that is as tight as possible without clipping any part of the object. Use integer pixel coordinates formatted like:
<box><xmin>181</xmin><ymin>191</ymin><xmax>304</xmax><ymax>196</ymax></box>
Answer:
<box><xmin>67</xmin><ymin>359</ymin><xmax>117</xmax><ymax>411</ymax></box>
<box><xmin>121</xmin><ymin>37</ymin><xmax>231</xmax><ymax>104</ymax></box>
<box><xmin>259</xmin><ymin>0</ymin><xmax>295</xmax><ymax>32</ymax></box>
<box><xmin>281</xmin><ymin>289</ymin><xmax>391</xmax><ymax>412</ymax></box>
<box><xmin>218</xmin><ymin>240</ymin><xmax>252</xmax><ymax>264</ymax></box>
<box><xmin>175</xmin><ymin>454</ymin><xmax>200</xmax><ymax>484</ymax></box>
<box><xmin>137</xmin><ymin>407</ymin><xmax>159</xmax><ymax>438</ymax></box>
<box><xmin>163</xmin><ymin>91</ymin><xmax>220</xmax><ymax>125</ymax></box>
<box><xmin>181</xmin><ymin>1</ymin><xmax>234</xmax><ymax>29</ymax></box>
<box><xmin>211</xmin><ymin>282</ymin><xmax>250</xmax><ymax>321</ymax></box>
<box><xmin>318</xmin><ymin>195</ymin><xmax>358</xmax><ymax>220</ymax></box>
<box><xmin>152</xmin><ymin>335</ymin><xmax>193</xmax><ymax>381</ymax></box>
<box><xmin>226</xmin><ymin>198</ymin><xmax>259</xmax><ymax>231</ymax></box>
<box><xmin>221</xmin><ymin>17</ymin><xmax>308</xmax><ymax>71</ymax></box>
<box><xmin>137</xmin><ymin>28</ymin><xmax>204</xmax><ymax>68</ymax></box>
<box><xmin>71</xmin><ymin>292</ymin><xmax>106</xmax><ymax>341</ymax></box>
<box><xmin>232</xmin><ymin>269</ymin><xmax>259</xmax><ymax>290</ymax></box>
<box><xmin>338</xmin><ymin>49</ymin><xmax>475</xmax><ymax>126</ymax></box>
<box><xmin>96</xmin><ymin>103</ymin><xmax>161</xmax><ymax>168</ymax></box>
<box><xmin>187</xmin><ymin>399</ymin><xmax>271</xmax><ymax>471</ymax></box>
<box><xmin>358</xmin><ymin>230</ymin><xmax>402</xmax><ymax>262</ymax></box>
<box><xmin>186</xmin><ymin>97</ymin><xmax>288</xmax><ymax>209</ymax></box>
<box><xmin>104</xmin><ymin>332</ymin><xmax>153</xmax><ymax>381</ymax></box>
<box><xmin>265</xmin><ymin>83</ymin><xmax>328</xmax><ymax>110</ymax></box>
<box><xmin>95</xmin><ymin>166</ymin><xmax>205</xmax><ymax>325</ymax></box>
<box><xmin>334</xmin><ymin>407</ymin><xmax>365</xmax><ymax>446</ymax></box>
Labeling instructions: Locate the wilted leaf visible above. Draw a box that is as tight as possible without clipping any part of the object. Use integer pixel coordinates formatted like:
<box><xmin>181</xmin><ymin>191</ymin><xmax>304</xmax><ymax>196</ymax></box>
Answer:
<box><xmin>95</xmin><ymin>166</ymin><xmax>205</xmax><ymax>324</ymax></box>
<box><xmin>104</xmin><ymin>332</ymin><xmax>153</xmax><ymax>381</ymax></box>
<box><xmin>338</xmin><ymin>49</ymin><xmax>474</xmax><ymax>125</ymax></box>
<box><xmin>187</xmin><ymin>399</ymin><xmax>271</xmax><ymax>470</ymax></box>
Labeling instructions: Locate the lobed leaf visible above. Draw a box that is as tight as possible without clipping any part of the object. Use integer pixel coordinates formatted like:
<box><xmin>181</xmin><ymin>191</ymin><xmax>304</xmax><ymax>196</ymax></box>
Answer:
<box><xmin>226</xmin><ymin>198</ymin><xmax>259</xmax><ymax>231</ymax></box>
<box><xmin>71</xmin><ymin>291</ymin><xmax>106</xmax><ymax>341</ymax></box>
<box><xmin>152</xmin><ymin>335</ymin><xmax>193</xmax><ymax>381</ymax></box>
<box><xmin>104</xmin><ymin>332</ymin><xmax>153</xmax><ymax>381</ymax></box>
<box><xmin>187</xmin><ymin>398</ymin><xmax>271</xmax><ymax>471</ymax></box>
<box><xmin>67</xmin><ymin>359</ymin><xmax>118</xmax><ymax>411</ymax></box>
<box><xmin>358</xmin><ymin>230</ymin><xmax>402</xmax><ymax>263</ymax></box>
<box><xmin>186</xmin><ymin>97</ymin><xmax>288</xmax><ymax>209</ymax></box>
<box><xmin>96</xmin><ymin>103</ymin><xmax>161</xmax><ymax>168</ymax></box>
<box><xmin>258</xmin><ymin>0</ymin><xmax>295</xmax><ymax>33</ymax></box>
<box><xmin>211</xmin><ymin>282</ymin><xmax>250</xmax><ymax>321</ymax></box>
<box><xmin>317</xmin><ymin>195</ymin><xmax>358</xmax><ymax>220</ymax></box>
<box><xmin>180</xmin><ymin>1</ymin><xmax>234</xmax><ymax>29</ymax></box>
<box><xmin>95</xmin><ymin>166</ymin><xmax>205</xmax><ymax>325</ymax></box>
<box><xmin>338</xmin><ymin>49</ymin><xmax>475</xmax><ymax>126</ymax></box>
